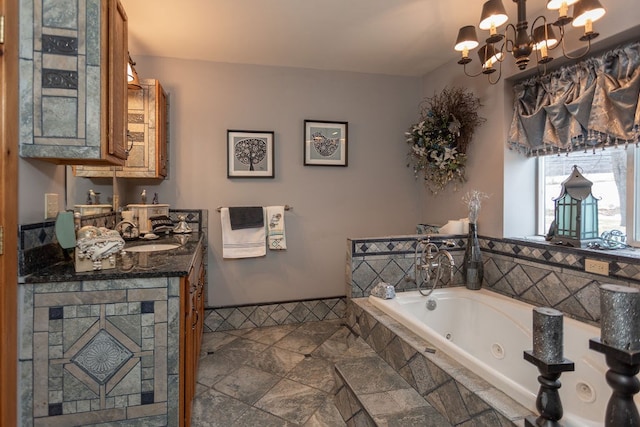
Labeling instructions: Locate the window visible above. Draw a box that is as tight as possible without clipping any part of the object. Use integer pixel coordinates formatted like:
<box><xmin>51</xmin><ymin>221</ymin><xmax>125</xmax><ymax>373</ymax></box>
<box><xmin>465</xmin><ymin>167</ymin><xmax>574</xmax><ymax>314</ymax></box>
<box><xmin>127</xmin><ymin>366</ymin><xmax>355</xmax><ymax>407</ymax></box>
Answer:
<box><xmin>538</xmin><ymin>146</ymin><xmax>637</xmax><ymax>246</ymax></box>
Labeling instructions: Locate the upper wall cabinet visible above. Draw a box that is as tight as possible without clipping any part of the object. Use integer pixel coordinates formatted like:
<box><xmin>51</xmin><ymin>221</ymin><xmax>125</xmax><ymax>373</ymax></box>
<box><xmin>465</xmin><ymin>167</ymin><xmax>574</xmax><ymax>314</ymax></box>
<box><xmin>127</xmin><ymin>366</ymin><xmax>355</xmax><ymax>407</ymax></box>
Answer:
<box><xmin>74</xmin><ymin>79</ymin><xmax>169</xmax><ymax>179</ymax></box>
<box><xmin>19</xmin><ymin>0</ymin><xmax>128</xmax><ymax>165</ymax></box>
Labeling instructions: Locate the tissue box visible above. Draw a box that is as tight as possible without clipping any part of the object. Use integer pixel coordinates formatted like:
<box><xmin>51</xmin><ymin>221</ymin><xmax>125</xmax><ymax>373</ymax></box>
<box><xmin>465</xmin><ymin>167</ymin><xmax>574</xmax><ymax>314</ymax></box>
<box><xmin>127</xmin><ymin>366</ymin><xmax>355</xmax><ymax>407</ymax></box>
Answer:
<box><xmin>370</xmin><ymin>282</ymin><xmax>396</xmax><ymax>299</ymax></box>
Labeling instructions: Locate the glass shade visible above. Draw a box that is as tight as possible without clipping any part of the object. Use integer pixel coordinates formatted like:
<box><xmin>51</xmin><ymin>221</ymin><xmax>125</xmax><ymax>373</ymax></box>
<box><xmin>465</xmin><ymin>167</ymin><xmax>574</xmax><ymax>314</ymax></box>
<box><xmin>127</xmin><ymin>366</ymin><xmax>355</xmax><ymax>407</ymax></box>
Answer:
<box><xmin>533</xmin><ymin>24</ymin><xmax>559</xmax><ymax>50</ymax></box>
<box><xmin>479</xmin><ymin>0</ymin><xmax>508</xmax><ymax>30</ymax></box>
<box><xmin>455</xmin><ymin>26</ymin><xmax>479</xmax><ymax>51</ymax></box>
<box><xmin>572</xmin><ymin>0</ymin><xmax>606</xmax><ymax>27</ymax></box>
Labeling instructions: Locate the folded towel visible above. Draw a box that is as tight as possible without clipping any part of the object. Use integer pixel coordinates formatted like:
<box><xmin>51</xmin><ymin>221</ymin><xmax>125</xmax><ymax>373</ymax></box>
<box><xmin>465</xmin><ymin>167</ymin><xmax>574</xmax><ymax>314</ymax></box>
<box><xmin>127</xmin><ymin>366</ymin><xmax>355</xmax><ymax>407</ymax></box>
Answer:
<box><xmin>266</xmin><ymin>206</ymin><xmax>287</xmax><ymax>250</ymax></box>
<box><xmin>221</xmin><ymin>208</ymin><xmax>266</xmax><ymax>258</ymax></box>
<box><xmin>229</xmin><ymin>206</ymin><xmax>264</xmax><ymax>230</ymax></box>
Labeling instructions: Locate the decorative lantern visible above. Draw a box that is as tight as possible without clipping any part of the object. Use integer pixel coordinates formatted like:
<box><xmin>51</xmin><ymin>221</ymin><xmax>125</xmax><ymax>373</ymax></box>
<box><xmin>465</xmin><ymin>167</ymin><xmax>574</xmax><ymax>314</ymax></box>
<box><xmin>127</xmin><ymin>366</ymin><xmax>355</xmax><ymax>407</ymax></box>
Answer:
<box><xmin>552</xmin><ymin>165</ymin><xmax>600</xmax><ymax>247</ymax></box>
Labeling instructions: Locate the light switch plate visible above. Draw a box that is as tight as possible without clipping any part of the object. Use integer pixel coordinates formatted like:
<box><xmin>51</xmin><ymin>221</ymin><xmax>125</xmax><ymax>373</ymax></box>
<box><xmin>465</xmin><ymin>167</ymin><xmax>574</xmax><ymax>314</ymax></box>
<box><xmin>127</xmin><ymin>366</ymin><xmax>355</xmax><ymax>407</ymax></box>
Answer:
<box><xmin>45</xmin><ymin>193</ymin><xmax>59</xmax><ymax>219</ymax></box>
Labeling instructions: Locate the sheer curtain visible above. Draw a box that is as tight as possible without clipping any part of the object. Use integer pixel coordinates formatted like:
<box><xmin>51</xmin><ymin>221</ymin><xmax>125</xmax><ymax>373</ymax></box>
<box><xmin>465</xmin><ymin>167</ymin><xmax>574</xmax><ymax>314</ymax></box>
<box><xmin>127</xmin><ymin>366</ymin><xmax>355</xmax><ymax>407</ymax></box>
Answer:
<box><xmin>508</xmin><ymin>41</ymin><xmax>640</xmax><ymax>156</ymax></box>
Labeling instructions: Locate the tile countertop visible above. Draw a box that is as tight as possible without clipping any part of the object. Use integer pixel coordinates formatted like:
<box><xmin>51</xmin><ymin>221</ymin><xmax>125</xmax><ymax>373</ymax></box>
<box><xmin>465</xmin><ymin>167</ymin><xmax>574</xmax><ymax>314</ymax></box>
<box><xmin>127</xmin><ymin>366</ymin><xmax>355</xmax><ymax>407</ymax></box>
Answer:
<box><xmin>20</xmin><ymin>232</ymin><xmax>205</xmax><ymax>284</ymax></box>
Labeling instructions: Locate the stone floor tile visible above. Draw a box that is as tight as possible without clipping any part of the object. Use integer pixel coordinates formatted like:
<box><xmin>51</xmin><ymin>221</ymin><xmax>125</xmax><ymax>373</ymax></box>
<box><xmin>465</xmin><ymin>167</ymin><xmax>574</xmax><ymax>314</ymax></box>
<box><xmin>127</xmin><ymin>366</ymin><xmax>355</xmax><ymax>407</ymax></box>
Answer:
<box><xmin>196</xmin><ymin>353</ymin><xmax>242</xmax><ymax>388</ymax></box>
<box><xmin>304</xmin><ymin>397</ymin><xmax>348</xmax><ymax>426</ymax></box>
<box><xmin>200</xmin><ymin>331</ymin><xmax>238</xmax><ymax>354</ymax></box>
<box><xmin>245</xmin><ymin>344</ymin><xmax>306</xmax><ymax>376</ymax></box>
<box><xmin>254</xmin><ymin>378</ymin><xmax>329</xmax><ymax>425</ymax></box>
<box><xmin>241</xmin><ymin>324</ymin><xmax>299</xmax><ymax>345</ymax></box>
<box><xmin>230</xmin><ymin>406</ymin><xmax>297</xmax><ymax>426</ymax></box>
<box><xmin>213</xmin><ymin>365</ymin><xmax>280</xmax><ymax>405</ymax></box>
<box><xmin>190</xmin><ymin>388</ymin><xmax>251</xmax><ymax>427</ymax></box>
<box><xmin>286</xmin><ymin>355</ymin><xmax>337</xmax><ymax>393</ymax></box>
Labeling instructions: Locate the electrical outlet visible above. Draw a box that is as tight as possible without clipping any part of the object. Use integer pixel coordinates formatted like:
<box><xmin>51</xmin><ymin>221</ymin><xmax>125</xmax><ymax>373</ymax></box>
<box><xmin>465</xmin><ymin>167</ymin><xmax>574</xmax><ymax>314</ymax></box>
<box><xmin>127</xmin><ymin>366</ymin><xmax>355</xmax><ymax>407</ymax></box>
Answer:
<box><xmin>585</xmin><ymin>258</ymin><xmax>609</xmax><ymax>276</ymax></box>
<box><xmin>45</xmin><ymin>193</ymin><xmax>59</xmax><ymax>219</ymax></box>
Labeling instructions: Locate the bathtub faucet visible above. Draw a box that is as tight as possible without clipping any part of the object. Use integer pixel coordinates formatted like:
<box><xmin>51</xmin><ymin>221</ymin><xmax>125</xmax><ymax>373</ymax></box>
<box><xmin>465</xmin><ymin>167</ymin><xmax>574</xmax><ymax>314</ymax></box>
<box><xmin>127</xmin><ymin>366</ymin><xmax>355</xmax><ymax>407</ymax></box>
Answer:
<box><xmin>414</xmin><ymin>238</ymin><xmax>455</xmax><ymax>297</ymax></box>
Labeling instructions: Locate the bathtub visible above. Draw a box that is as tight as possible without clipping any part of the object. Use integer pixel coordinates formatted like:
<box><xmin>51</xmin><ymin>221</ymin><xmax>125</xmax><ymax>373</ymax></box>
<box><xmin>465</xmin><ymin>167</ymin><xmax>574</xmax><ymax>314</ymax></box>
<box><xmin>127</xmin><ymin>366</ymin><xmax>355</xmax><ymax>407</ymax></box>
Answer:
<box><xmin>368</xmin><ymin>287</ymin><xmax>639</xmax><ymax>427</ymax></box>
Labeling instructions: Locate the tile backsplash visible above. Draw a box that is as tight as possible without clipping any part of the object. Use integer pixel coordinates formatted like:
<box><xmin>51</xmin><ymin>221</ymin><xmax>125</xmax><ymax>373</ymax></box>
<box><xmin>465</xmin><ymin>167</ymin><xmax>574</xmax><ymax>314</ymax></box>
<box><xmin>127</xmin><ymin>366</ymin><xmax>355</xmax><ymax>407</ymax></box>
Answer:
<box><xmin>348</xmin><ymin>234</ymin><xmax>640</xmax><ymax>326</ymax></box>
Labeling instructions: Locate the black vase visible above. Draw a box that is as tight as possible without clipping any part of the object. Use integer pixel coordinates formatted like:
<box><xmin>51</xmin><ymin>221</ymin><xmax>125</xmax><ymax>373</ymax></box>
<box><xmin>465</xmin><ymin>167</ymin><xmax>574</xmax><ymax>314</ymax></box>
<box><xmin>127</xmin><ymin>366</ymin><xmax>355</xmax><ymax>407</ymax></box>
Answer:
<box><xmin>464</xmin><ymin>223</ymin><xmax>483</xmax><ymax>290</ymax></box>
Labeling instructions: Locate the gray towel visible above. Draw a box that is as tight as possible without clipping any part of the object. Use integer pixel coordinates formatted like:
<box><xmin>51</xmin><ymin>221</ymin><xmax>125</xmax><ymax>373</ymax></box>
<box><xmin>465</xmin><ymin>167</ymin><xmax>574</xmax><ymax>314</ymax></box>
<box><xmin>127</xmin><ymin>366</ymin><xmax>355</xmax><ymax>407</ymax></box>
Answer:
<box><xmin>229</xmin><ymin>206</ymin><xmax>264</xmax><ymax>230</ymax></box>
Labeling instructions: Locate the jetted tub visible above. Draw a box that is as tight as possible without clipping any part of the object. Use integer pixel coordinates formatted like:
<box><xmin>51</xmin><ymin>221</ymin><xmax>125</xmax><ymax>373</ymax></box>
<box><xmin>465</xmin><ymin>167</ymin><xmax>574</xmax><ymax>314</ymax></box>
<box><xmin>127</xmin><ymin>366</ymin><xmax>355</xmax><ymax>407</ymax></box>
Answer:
<box><xmin>368</xmin><ymin>287</ymin><xmax>639</xmax><ymax>427</ymax></box>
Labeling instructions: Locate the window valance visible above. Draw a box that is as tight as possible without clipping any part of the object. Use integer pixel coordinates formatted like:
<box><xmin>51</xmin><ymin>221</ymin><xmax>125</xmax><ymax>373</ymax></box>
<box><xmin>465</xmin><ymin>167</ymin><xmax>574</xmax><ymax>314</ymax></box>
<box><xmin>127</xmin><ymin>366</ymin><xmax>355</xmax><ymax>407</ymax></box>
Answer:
<box><xmin>508</xmin><ymin>41</ymin><xmax>640</xmax><ymax>156</ymax></box>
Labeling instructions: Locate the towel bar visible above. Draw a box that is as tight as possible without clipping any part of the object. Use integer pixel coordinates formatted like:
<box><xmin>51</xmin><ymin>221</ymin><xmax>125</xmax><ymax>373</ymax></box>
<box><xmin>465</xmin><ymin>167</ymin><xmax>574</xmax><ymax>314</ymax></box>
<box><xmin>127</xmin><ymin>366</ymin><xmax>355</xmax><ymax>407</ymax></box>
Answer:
<box><xmin>216</xmin><ymin>205</ymin><xmax>292</xmax><ymax>212</ymax></box>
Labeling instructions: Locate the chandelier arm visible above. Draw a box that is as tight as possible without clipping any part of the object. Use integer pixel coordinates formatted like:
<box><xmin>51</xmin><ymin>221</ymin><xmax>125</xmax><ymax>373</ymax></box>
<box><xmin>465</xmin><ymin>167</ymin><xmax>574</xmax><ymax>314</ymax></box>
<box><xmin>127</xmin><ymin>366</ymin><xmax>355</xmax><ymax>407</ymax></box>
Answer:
<box><xmin>504</xmin><ymin>23</ymin><xmax>518</xmax><ymax>52</ymax></box>
<box><xmin>559</xmin><ymin>33</ymin><xmax>593</xmax><ymax>60</ymax></box>
<box><xmin>548</xmin><ymin>25</ymin><xmax>566</xmax><ymax>52</ymax></box>
<box><xmin>462</xmin><ymin>62</ymin><xmax>485</xmax><ymax>78</ymax></box>
<box><xmin>487</xmin><ymin>61</ymin><xmax>503</xmax><ymax>85</ymax></box>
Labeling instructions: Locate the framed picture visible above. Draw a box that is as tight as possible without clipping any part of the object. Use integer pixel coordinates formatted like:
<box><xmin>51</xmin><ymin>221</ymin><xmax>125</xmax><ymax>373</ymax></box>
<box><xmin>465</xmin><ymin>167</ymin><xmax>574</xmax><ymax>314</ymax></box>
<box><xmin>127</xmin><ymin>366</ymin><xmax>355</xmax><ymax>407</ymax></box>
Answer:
<box><xmin>227</xmin><ymin>130</ymin><xmax>275</xmax><ymax>178</ymax></box>
<box><xmin>304</xmin><ymin>120</ymin><xmax>348</xmax><ymax>166</ymax></box>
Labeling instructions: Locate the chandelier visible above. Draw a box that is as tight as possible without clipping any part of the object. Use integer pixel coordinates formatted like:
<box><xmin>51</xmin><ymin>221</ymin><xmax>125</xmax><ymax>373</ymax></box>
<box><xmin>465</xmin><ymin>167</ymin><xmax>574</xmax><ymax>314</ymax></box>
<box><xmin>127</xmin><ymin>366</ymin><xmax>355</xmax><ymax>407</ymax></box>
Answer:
<box><xmin>454</xmin><ymin>0</ymin><xmax>606</xmax><ymax>84</ymax></box>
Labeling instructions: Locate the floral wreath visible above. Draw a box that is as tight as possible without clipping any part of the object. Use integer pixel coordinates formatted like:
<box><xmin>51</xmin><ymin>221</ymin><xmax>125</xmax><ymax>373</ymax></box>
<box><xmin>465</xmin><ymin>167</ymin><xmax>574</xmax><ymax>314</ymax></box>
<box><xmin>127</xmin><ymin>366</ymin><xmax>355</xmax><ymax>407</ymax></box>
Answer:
<box><xmin>405</xmin><ymin>87</ymin><xmax>485</xmax><ymax>194</ymax></box>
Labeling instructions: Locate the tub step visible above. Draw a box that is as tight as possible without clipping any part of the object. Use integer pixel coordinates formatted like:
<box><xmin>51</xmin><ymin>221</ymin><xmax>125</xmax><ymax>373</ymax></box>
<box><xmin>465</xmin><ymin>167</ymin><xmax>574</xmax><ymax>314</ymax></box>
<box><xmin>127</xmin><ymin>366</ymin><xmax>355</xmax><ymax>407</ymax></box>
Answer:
<box><xmin>333</xmin><ymin>353</ymin><xmax>452</xmax><ymax>426</ymax></box>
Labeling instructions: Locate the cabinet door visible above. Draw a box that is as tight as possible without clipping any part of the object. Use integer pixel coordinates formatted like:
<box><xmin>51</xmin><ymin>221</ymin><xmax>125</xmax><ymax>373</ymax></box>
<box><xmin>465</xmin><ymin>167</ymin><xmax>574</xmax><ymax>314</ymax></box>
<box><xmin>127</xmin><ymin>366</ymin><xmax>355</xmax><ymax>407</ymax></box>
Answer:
<box><xmin>106</xmin><ymin>0</ymin><xmax>129</xmax><ymax>160</ymax></box>
<box><xmin>18</xmin><ymin>0</ymin><xmax>128</xmax><ymax>165</ymax></box>
<box><xmin>74</xmin><ymin>79</ymin><xmax>168</xmax><ymax>178</ymax></box>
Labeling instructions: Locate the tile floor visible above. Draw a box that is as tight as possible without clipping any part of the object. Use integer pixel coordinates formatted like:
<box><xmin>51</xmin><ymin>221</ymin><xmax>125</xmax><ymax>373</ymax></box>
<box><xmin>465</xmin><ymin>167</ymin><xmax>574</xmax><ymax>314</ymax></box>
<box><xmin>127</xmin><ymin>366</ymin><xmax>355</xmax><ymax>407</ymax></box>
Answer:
<box><xmin>191</xmin><ymin>319</ymin><xmax>379</xmax><ymax>426</ymax></box>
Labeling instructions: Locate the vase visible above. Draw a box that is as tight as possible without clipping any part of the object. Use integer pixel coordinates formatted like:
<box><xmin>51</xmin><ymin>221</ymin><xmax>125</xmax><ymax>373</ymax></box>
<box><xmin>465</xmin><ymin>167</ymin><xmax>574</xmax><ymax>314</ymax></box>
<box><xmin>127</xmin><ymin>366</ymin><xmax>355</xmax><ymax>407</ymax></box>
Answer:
<box><xmin>464</xmin><ymin>223</ymin><xmax>483</xmax><ymax>290</ymax></box>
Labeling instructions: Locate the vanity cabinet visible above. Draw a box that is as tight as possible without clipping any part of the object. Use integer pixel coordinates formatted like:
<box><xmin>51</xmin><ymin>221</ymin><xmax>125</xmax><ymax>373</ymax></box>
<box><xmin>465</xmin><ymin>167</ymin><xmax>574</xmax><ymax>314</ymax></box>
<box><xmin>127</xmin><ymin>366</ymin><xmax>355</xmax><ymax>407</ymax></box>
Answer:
<box><xmin>18</xmin><ymin>0</ymin><xmax>128</xmax><ymax>165</ymax></box>
<box><xmin>18</xmin><ymin>233</ymin><xmax>207</xmax><ymax>426</ymax></box>
<box><xmin>74</xmin><ymin>79</ymin><xmax>169</xmax><ymax>178</ymax></box>
<box><xmin>181</xmin><ymin>242</ymin><xmax>205</xmax><ymax>426</ymax></box>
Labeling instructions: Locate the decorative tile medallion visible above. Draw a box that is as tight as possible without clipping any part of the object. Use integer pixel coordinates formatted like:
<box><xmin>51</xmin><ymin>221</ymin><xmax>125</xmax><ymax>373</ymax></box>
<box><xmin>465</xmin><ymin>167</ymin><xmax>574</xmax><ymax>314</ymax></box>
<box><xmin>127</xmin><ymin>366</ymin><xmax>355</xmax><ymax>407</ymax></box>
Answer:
<box><xmin>72</xmin><ymin>329</ymin><xmax>133</xmax><ymax>385</ymax></box>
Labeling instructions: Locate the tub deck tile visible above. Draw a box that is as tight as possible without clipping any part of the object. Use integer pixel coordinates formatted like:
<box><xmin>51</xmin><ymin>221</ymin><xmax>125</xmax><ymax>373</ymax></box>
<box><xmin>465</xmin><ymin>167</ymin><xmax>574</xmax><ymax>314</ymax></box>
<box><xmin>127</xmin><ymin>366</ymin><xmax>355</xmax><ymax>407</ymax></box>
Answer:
<box><xmin>349</xmin><ymin>298</ymin><xmax>532</xmax><ymax>427</ymax></box>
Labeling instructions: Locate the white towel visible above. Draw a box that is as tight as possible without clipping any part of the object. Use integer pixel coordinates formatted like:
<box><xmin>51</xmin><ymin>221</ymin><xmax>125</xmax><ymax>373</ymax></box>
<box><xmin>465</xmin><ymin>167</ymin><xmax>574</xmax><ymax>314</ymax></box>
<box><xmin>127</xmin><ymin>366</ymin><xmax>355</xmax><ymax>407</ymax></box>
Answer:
<box><xmin>221</xmin><ymin>208</ymin><xmax>266</xmax><ymax>258</ymax></box>
<box><xmin>266</xmin><ymin>206</ymin><xmax>287</xmax><ymax>250</ymax></box>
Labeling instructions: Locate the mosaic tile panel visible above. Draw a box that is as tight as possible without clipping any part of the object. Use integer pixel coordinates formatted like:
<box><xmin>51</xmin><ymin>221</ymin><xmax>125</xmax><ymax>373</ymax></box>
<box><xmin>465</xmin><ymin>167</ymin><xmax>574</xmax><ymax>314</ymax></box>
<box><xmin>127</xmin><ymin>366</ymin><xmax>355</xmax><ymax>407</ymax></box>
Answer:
<box><xmin>19</xmin><ymin>278</ymin><xmax>179</xmax><ymax>426</ymax></box>
<box><xmin>204</xmin><ymin>297</ymin><xmax>347</xmax><ymax>332</ymax></box>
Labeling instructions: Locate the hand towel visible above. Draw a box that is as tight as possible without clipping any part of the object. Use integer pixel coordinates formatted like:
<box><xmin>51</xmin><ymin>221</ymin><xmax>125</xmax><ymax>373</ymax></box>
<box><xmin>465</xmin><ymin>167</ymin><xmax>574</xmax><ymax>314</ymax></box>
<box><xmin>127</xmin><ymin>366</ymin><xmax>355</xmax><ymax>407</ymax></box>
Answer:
<box><xmin>229</xmin><ymin>206</ymin><xmax>264</xmax><ymax>230</ymax></box>
<box><xmin>266</xmin><ymin>206</ymin><xmax>287</xmax><ymax>250</ymax></box>
<box><xmin>221</xmin><ymin>208</ymin><xmax>266</xmax><ymax>258</ymax></box>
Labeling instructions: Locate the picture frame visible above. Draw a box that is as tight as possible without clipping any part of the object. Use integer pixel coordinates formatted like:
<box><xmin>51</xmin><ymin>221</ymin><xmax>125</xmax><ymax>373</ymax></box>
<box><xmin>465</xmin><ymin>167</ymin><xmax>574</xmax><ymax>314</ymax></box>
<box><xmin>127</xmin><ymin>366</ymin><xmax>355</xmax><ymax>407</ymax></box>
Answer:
<box><xmin>227</xmin><ymin>130</ymin><xmax>275</xmax><ymax>178</ymax></box>
<box><xmin>304</xmin><ymin>120</ymin><xmax>348</xmax><ymax>166</ymax></box>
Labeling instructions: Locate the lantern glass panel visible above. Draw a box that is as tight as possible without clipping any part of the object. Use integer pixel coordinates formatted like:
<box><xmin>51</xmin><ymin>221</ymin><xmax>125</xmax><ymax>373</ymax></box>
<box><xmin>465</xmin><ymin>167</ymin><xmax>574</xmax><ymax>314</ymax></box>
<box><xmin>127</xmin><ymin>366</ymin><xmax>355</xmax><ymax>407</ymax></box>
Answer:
<box><xmin>581</xmin><ymin>194</ymin><xmax>599</xmax><ymax>239</ymax></box>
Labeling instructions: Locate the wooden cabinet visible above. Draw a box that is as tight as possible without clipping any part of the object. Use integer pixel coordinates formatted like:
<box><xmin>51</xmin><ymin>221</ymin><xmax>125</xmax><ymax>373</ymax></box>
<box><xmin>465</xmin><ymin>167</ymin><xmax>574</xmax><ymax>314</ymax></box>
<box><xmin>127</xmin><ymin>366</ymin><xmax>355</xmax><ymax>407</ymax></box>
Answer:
<box><xmin>18</xmin><ymin>0</ymin><xmax>128</xmax><ymax>165</ymax></box>
<box><xmin>74</xmin><ymin>79</ymin><xmax>169</xmax><ymax>178</ymax></box>
<box><xmin>181</xmin><ymin>242</ymin><xmax>205</xmax><ymax>426</ymax></box>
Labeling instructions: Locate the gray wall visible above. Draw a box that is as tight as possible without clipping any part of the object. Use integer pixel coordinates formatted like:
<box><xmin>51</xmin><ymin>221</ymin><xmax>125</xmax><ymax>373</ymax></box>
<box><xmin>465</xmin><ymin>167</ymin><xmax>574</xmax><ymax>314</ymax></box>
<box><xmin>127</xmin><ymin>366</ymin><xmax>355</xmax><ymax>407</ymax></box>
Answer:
<box><xmin>65</xmin><ymin>59</ymin><xmax>426</xmax><ymax>307</ymax></box>
<box><xmin>18</xmin><ymin>1</ymin><xmax>640</xmax><ymax>307</ymax></box>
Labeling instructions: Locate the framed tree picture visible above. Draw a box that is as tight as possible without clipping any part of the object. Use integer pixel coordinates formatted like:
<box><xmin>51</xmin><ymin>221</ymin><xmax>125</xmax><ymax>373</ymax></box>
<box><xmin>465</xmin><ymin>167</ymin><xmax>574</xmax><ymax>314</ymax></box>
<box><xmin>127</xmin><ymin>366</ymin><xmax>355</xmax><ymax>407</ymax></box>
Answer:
<box><xmin>227</xmin><ymin>130</ymin><xmax>275</xmax><ymax>178</ymax></box>
<box><xmin>304</xmin><ymin>120</ymin><xmax>348</xmax><ymax>166</ymax></box>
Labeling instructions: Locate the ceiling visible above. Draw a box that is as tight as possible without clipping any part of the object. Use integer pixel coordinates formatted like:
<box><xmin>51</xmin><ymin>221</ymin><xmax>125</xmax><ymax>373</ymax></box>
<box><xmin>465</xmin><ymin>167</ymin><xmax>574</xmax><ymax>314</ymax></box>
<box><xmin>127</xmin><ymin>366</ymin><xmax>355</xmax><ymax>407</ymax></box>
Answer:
<box><xmin>121</xmin><ymin>0</ymin><xmax>521</xmax><ymax>77</ymax></box>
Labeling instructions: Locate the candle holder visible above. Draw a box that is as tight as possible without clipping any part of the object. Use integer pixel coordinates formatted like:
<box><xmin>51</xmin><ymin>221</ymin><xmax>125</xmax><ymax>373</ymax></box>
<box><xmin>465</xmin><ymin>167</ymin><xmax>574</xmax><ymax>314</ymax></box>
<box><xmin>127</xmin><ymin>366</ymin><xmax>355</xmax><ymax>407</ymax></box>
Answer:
<box><xmin>523</xmin><ymin>350</ymin><xmax>575</xmax><ymax>427</ymax></box>
<box><xmin>589</xmin><ymin>338</ymin><xmax>640</xmax><ymax>427</ymax></box>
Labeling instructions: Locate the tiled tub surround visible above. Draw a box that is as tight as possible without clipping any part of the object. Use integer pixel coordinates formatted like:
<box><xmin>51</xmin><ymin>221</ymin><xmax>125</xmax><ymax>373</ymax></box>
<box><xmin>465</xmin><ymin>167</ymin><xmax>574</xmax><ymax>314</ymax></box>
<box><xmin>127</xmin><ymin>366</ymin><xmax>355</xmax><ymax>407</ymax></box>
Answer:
<box><xmin>347</xmin><ymin>234</ymin><xmax>640</xmax><ymax>425</ymax></box>
<box><xmin>346</xmin><ymin>298</ymin><xmax>531</xmax><ymax>426</ymax></box>
<box><xmin>348</xmin><ymin>234</ymin><xmax>640</xmax><ymax>325</ymax></box>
